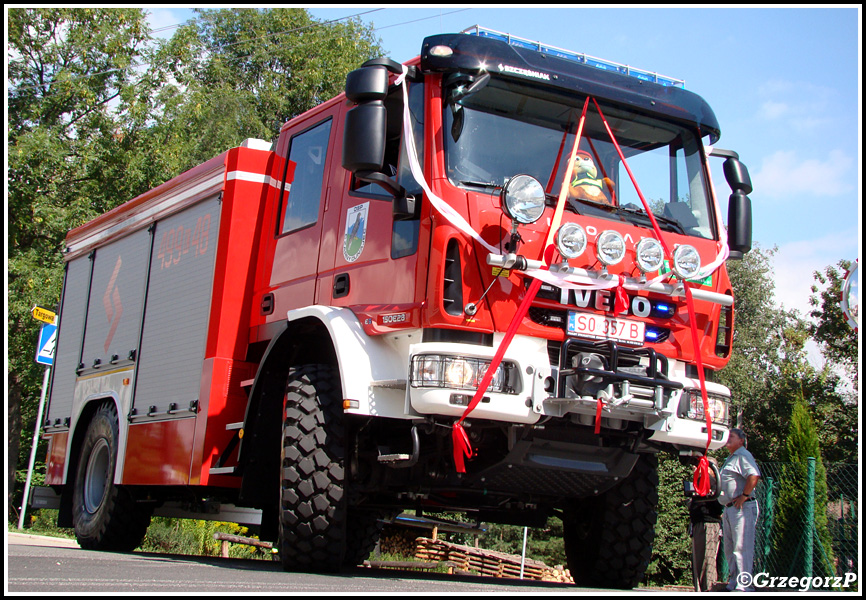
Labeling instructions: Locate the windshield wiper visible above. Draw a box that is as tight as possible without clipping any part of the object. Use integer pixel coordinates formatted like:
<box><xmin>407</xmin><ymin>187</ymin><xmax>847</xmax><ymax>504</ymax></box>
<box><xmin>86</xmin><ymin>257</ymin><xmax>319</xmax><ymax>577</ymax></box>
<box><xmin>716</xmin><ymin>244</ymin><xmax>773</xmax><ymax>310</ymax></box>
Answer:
<box><xmin>618</xmin><ymin>204</ymin><xmax>685</xmax><ymax>234</ymax></box>
<box><xmin>459</xmin><ymin>180</ymin><xmax>502</xmax><ymax>191</ymax></box>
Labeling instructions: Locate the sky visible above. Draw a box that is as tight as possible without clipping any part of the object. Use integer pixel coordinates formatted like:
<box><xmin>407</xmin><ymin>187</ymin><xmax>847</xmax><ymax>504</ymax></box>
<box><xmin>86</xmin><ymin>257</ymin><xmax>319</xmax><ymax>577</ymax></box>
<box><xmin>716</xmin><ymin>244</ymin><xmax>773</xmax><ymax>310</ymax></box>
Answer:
<box><xmin>146</xmin><ymin>6</ymin><xmax>861</xmax><ymax>326</ymax></box>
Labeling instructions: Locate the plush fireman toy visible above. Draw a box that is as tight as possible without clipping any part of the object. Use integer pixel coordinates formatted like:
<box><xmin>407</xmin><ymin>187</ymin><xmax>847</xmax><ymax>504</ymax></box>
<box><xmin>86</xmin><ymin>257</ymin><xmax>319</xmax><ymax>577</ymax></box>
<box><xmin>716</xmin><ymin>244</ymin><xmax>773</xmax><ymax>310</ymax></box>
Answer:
<box><xmin>568</xmin><ymin>151</ymin><xmax>615</xmax><ymax>205</ymax></box>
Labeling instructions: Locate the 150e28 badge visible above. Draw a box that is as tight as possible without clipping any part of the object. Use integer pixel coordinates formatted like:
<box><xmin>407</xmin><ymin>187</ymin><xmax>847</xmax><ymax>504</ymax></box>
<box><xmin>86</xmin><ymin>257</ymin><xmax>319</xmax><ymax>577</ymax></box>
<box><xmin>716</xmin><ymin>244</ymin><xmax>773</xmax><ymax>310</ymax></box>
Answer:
<box><xmin>343</xmin><ymin>202</ymin><xmax>369</xmax><ymax>263</ymax></box>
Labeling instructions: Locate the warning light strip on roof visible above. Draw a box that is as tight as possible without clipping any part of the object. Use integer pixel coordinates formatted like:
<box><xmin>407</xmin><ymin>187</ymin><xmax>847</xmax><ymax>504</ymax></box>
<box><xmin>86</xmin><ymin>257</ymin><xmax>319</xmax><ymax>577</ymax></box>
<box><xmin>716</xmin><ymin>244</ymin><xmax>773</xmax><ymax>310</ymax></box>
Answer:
<box><xmin>463</xmin><ymin>25</ymin><xmax>685</xmax><ymax>89</ymax></box>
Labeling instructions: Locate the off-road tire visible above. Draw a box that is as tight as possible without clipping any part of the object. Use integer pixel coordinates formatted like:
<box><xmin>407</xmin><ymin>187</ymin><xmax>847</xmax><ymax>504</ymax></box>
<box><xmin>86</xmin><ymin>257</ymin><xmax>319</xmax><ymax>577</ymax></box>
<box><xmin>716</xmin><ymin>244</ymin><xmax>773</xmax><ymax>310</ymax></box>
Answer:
<box><xmin>72</xmin><ymin>402</ymin><xmax>151</xmax><ymax>551</ymax></box>
<box><xmin>563</xmin><ymin>453</ymin><xmax>659</xmax><ymax>589</ymax></box>
<box><xmin>278</xmin><ymin>364</ymin><xmax>349</xmax><ymax>572</ymax></box>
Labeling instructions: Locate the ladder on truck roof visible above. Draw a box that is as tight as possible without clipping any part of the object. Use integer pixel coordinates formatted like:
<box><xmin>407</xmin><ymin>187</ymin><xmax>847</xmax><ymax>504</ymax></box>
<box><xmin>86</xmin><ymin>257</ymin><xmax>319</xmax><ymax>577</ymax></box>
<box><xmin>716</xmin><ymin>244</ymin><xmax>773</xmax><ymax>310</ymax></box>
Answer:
<box><xmin>462</xmin><ymin>25</ymin><xmax>686</xmax><ymax>89</ymax></box>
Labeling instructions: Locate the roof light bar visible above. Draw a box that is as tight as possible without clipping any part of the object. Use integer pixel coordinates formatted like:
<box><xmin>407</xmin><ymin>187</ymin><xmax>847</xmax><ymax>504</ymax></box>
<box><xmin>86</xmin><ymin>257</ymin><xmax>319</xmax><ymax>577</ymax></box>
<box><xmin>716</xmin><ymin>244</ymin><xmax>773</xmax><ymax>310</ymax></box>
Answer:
<box><xmin>463</xmin><ymin>25</ymin><xmax>685</xmax><ymax>89</ymax></box>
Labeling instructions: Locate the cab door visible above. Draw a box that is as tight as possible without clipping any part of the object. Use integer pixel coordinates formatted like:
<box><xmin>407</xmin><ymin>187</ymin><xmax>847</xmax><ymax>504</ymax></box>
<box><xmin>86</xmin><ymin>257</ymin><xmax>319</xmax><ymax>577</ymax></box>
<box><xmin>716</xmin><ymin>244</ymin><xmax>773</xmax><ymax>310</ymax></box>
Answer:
<box><xmin>323</xmin><ymin>81</ymin><xmax>426</xmax><ymax>322</ymax></box>
<box><xmin>256</xmin><ymin>104</ymin><xmax>342</xmax><ymax>330</ymax></box>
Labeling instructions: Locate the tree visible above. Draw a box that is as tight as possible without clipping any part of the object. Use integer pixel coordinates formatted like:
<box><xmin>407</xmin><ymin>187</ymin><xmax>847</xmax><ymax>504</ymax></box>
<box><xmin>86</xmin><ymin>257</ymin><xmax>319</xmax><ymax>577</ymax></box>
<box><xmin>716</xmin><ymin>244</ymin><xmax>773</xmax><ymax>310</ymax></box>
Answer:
<box><xmin>716</xmin><ymin>246</ymin><xmax>791</xmax><ymax>460</ymax></box>
<box><xmin>7</xmin><ymin>7</ymin><xmax>153</xmax><ymax>520</ymax></box>
<box><xmin>809</xmin><ymin>260</ymin><xmax>858</xmax><ymax>389</ymax></box>
<box><xmin>805</xmin><ymin>260</ymin><xmax>858</xmax><ymax>463</ymax></box>
<box><xmin>771</xmin><ymin>398</ymin><xmax>835</xmax><ymax>579</ymax></box>
<box><xmin>147</xmin><ymin>8</ymin><xmax>382</xmax><ymax>172</ymax></box>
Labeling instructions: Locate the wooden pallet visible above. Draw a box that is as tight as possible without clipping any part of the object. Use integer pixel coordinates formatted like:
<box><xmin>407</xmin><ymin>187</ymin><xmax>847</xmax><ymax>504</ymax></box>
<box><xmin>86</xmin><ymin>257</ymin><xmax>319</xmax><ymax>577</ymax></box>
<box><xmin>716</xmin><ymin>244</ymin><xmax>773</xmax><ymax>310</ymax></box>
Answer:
<box><xmin>414</xmin><ymin>537</ymin><xmax>572</xmax><ymax>583</ymax></box>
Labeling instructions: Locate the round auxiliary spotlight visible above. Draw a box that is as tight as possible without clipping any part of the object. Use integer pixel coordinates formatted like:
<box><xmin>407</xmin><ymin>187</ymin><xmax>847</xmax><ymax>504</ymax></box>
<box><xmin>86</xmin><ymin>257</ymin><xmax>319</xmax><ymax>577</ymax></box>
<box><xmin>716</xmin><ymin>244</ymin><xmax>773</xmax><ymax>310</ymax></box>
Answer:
<box><xmin>636</xmin><ymin>237</ymin><xmax>665</xmax><ymax>273</ymax></box>
<box><xmin>672</xmin><ymin>244</ymin><xmax>702</xmax><ymax>280</ymax></box>
<box><xmin>596</xmin><ymin>230</ymin><xmax>626</xmax><ymax>266</ymax></box>
<box><xmin>555</xmin><ymin>223</ymin><xmax>587</xmax><ymax>259</ymax></box>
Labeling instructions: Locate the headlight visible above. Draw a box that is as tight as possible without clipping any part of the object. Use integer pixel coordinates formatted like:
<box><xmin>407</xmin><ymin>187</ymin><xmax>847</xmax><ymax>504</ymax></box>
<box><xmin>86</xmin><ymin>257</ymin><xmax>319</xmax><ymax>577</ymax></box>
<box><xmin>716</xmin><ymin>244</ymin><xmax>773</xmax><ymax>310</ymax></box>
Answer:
<box><xmin>672</xmin><ymin>244</ymin><xmax>702</xmax><ymax>280</ymax></box>
<box><xmin>635</xmin><ymin>237</ymin><xmax>664</xmax><ymax>273</ymax></box>
<box><xmin>411</xmin><ymin>355</ymin><xmax>515</xmax><ymax>394</ymax></box>
<box><xmin>555</xmin><ymin>223</ymin><xmax>587</xmax><ymax>259</ymax></box>
<box><xmin>501</xmin><ymin>175</ymin><xmax>545</xmax><ymax>224</ymax></box>
<box><xmin>596</xmin><ymin>230</ymin><xmax>626</xmax><ymax>266</ymax></box>
<box><xmin>681</xmin><ymin>390</ymin><xmax>730</xmax><ymax>426</ymax></box>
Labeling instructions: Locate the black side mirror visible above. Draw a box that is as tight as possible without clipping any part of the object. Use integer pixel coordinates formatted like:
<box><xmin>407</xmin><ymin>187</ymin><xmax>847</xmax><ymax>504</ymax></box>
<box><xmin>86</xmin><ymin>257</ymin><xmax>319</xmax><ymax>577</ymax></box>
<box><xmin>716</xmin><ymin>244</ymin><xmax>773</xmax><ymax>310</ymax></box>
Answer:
<box><xmin>710</xmin><ymin>149</ymin><xmax>753</xmax><ymax>259</ymax></box>
<box><xmin>723</xmin><ymin>157</ymin><xmax>752</xmax><ymax>259</ymax></box>
<box><xmin>343</xmin><ymin>65</ymin><xmax>389</xmax><ymax>173</ymax></box>
<box><xmin>343</xmin><ymin>102</ymin><xmax>387</xmax><ymax>173</ymax></box>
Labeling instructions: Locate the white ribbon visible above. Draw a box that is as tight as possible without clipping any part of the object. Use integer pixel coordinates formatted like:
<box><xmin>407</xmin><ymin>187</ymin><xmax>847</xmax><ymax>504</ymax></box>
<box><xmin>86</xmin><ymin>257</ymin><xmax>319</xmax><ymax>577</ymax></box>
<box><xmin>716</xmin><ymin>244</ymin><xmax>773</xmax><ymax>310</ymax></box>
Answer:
<box><xmin>396</xmin><ymin>67</ymin><xmax>499</xmax><ymax>256</ymax></box>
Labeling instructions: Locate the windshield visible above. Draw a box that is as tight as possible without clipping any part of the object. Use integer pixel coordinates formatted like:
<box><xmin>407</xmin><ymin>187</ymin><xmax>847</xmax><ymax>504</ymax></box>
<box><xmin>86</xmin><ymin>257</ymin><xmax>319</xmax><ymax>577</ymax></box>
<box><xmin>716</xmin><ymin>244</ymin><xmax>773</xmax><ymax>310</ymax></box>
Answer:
<box><xmin>444</xmin><ymin>76</ymin><xmax>717</xmax><ymax>240</ymax></box>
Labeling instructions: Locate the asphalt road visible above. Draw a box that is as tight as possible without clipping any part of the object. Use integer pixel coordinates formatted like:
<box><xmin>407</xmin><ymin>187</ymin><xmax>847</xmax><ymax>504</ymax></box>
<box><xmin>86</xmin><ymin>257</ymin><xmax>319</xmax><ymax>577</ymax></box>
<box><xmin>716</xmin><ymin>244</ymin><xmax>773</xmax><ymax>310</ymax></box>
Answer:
<box><xmin>7</xmin><ymin>532</ymin><xmax>593</xmax><ymax>594</ymax></box>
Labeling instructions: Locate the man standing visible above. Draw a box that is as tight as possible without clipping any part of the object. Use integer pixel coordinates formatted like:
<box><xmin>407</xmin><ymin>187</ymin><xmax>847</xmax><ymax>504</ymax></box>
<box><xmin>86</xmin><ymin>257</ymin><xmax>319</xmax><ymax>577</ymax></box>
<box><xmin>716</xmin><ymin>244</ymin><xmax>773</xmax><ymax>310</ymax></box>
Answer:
<box><xmin>717</xmin><ymin>428</ymin><xmax>761</xmax><ymax>592</ymax></box>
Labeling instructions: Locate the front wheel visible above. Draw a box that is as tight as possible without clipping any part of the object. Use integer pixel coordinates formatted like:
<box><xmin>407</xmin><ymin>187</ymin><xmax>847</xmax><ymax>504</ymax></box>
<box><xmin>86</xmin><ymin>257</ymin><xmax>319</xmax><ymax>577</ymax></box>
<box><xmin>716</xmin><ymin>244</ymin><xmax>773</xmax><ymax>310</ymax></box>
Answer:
<box><xmin>563</xmin><ymin>453</ymin><xmax>659</xmax><ymax>589</ymax></box>
<box><xmin>72</xmin><ymin>402</ymin><xmax>151</xmax><ymax>551</ymax></box>
<box><xmin>278</xmin><ymin>364</ymin><xmax>348</xmax><ymax>571</ymax></box>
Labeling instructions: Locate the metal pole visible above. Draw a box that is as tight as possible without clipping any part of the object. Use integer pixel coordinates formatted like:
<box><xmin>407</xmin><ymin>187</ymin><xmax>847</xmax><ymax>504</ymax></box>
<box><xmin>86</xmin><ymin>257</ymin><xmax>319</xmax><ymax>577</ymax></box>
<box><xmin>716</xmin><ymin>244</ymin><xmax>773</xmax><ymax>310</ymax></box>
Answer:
<box><xmin>520</xmin><ymin>527</ymin><xmax>528</xmax><ymax>579</ymax></box>
<box><xmin>18</xmin><ymin>366</ymin><xmax>51</xmax><ymax>529</ymax></box>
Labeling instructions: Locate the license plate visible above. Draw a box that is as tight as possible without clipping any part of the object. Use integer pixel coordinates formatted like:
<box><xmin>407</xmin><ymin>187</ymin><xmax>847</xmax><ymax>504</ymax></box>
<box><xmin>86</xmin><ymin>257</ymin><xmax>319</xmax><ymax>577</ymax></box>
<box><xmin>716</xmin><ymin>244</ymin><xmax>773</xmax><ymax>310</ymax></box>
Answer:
<box><xmin>567</xmin><ymin>311</ymin><xmax>645</xmax><ymax>345</ymax></box>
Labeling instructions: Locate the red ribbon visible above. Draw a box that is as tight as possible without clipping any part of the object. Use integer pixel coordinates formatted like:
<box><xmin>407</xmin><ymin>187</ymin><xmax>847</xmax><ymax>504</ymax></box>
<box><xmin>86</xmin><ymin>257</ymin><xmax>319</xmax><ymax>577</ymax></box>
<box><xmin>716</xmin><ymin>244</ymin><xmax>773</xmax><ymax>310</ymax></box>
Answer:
<box><xmin>684</xmin><ymin>283</ymin><xmax>713</xmax><ymax>495</ymax></box>
<box><xmin>693</xmin><ymin>454</ymin><xmax>711</xmax><ymax>497</ymax></box>
<box><xmin>592</xmin><ymin>98</ymin><xmax>713</xmax><ymax>492</ymax></box>
<box><xmin>614</xmin><ymin>276</ymin><xmax>629</xmax><ymax>315</ymax></box>
<box><xmin>452</xmin><ymin>98</ymin><xmax>591</xmax><ymax>474</ymax></box>
<box><xmin>452</xmin><ymin>96</ymin><xmax>716</xmax><ymax>486</ymax></box>
<box><xmin>452</xmin><ymin>421</ymin><xmax>473</xmax><ymax>473</ymax></box>
<box><xmin>594</xmin><ymin>396</ymin><xmax>604</xmax><ymax>435</ymax></box>
<box><xmin>452</xmin><ymin>278</ymin><xmax>544</xmax><ymax>472</ymax></box>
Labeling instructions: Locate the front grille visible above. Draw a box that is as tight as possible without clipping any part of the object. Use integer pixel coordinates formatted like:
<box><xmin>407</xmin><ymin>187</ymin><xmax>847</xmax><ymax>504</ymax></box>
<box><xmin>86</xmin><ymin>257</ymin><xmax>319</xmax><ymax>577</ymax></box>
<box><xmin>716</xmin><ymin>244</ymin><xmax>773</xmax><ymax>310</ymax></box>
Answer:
<box><xmin>528</xmin><ymin>307</ymin><xmax>568</xmax><ymax>330</ymax></box>
<box><xmin>555</xmin><ymin>338</ymin><xmax>682</xmax><ymax>400</ymax></box>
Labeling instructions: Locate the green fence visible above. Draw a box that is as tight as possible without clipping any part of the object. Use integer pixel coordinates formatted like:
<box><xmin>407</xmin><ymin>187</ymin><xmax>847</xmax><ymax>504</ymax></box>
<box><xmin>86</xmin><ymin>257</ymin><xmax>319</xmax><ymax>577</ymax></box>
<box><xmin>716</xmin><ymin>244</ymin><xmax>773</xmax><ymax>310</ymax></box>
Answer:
<box><xmin>748</xmin><ymin>461</ymin><xmax>858</xmax><ymax>591</ymax></box>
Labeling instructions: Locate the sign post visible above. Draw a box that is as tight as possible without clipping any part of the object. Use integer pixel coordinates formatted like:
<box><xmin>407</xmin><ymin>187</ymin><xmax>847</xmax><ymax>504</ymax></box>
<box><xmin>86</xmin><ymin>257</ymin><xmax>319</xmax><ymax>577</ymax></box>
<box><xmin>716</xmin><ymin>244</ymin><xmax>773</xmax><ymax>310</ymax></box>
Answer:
<box><xmin>18</xmin><ymin>315</ymin><xmax>57</xmax><ymax>530</ymax></box>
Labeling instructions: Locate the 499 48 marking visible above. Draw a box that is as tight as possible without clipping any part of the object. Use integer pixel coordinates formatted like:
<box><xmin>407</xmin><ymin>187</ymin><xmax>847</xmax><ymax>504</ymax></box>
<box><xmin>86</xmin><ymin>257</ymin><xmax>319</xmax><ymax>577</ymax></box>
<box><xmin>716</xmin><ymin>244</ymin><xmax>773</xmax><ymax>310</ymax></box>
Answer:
<box><xmin>157</xmin><ymin>214</ymin><xmax>211</xmax><ymax>270</ymax></box>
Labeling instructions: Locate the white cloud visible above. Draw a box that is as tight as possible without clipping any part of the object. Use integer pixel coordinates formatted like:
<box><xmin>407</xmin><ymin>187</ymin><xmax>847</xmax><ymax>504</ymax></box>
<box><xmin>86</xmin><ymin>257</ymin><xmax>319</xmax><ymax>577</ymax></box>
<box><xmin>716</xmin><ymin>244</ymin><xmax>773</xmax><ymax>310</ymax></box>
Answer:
<box><xmin>771</xmin><ymin>233</ymin><xmax>858</xmax><ymax>370</ymax></box>
<box><xmin>770</xmin><ymin>231</ymin><xmax>858</xmax><ymax>317</ymax></box>
<box><xmin>752</xmin><ymin>149</ymin><xmax>854</xmax><ymax>200</ymax></box>
<box><xmin>758</xmin><ymin>100</ymin><xmax>789</xmax><ymax>120</ymax></box>
<box><xmin>755</xmin><ymin>79</ymin><xmax>838</xmax><ymax>132</ymax></box>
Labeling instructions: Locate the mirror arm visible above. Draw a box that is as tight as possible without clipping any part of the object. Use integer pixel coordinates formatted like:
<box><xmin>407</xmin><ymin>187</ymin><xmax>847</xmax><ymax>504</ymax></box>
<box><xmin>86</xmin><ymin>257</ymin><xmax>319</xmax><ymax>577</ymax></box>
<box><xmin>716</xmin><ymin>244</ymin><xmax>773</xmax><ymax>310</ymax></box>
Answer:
<box><xmin>708</xmin><ymin>147</ymin><xmax>739</xmax><ymax>160</ymax></box>
<box><xmin>355</xmin><ymin>170</ymin><xmax>406</xmax><ymax>198</ymax></box>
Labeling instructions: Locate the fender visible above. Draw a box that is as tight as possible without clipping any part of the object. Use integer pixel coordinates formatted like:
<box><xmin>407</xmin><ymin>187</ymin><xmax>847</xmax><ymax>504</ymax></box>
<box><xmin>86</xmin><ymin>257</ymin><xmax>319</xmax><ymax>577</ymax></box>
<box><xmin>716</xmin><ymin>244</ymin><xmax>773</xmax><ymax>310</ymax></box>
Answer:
<box><xmin>287</xmin><ymin>306</ymin><xmax>417</xmax><ymax>420</ymax></box>
<box><xmin>56</xmin><ymin>391</ymin><xmax>124</xmax><ymax>528</ymax></box>
<box><xmin>63</xmin><ymin>370</ymin><xmax>132</xmax><ymax>485</ymax></box>
<box><xmin>237</xmin><ymin>305</ymin><xmax>416</xmax><ymax>511</ymax></box>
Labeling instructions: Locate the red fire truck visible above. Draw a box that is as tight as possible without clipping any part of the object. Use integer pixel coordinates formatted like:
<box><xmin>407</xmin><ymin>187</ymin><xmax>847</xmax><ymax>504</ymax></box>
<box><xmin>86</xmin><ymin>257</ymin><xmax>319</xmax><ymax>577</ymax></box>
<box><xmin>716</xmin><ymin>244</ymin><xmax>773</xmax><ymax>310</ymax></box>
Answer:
<box><xmin>39</xmin><ymin>27</ymin><xmax>752</xmax><ymax>588</ymax></box>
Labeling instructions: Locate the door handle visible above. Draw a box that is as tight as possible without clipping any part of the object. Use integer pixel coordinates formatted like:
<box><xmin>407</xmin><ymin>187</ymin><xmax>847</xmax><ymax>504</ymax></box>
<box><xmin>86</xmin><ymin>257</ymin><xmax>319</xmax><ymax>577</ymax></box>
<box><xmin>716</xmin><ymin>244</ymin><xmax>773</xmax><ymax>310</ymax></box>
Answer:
<box><xmin>333</xmin><ymin>273</ymin><xmax>350</xmax><ymax>298</ymax></box>
<box><xmin>261</xmin><ymin>293</ymin><xmax>275</xmax><ymax>315</ymax></box>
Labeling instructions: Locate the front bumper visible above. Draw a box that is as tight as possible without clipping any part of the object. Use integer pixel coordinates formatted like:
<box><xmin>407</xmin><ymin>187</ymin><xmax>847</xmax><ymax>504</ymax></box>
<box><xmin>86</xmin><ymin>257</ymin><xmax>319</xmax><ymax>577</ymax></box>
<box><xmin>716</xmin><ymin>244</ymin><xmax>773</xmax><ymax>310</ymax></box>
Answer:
<box><xmin>407</xmin><ymin>334</ymin><xmax>729</xmax><ymax>450</ymax></box>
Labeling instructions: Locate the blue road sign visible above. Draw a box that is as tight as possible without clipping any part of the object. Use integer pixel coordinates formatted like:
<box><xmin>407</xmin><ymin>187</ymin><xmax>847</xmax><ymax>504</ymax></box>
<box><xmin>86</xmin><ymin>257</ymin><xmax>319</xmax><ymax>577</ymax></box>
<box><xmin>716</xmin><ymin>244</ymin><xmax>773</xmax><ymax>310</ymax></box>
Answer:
<box><xmin>35</xmin><ymin>323</ymin><xmax>57</xmax><ymax>366</ymax></box>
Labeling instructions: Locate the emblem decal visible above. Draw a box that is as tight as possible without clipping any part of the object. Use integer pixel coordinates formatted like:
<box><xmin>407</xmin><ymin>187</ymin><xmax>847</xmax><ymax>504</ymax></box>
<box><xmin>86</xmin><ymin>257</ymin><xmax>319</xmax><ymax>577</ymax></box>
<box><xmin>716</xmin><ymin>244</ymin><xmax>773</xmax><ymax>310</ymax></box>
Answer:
<box><xmin>343</xmin><ymin>202</ymin><xmax>369</xmax><ymax>263</ymax></box>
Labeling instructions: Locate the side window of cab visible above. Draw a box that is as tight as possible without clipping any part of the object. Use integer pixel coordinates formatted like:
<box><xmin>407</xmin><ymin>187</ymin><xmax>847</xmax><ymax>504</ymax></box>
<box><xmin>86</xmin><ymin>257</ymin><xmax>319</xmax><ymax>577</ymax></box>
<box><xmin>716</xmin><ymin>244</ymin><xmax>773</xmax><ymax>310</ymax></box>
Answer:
<box><xmin>278</xmin><ymin>119</ymin><xmax>332</xmax><ymax>235</ymax></box>
<box><xmin>349</xmin><ymin>81</ymin><xmax>425</xmax><ymax>258</ymax></box>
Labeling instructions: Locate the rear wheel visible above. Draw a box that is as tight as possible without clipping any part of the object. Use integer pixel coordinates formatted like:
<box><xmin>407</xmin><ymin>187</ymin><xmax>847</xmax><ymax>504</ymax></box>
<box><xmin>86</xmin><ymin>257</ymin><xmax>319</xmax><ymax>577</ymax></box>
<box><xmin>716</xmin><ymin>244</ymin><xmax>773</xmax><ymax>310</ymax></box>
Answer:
<box><xmin>343</xmin><ymin>509</ymin><xmax>390</xmax><ymax>567</ymax></box>
<box><xmin>563</xmin><ymin>453</ymin><xmax>659</xmax><ymax>589</ymax></box>
<box><xmin>72</xmin><ymin>402</ymin><xmax>151</xmax><ymax>551</ymax></box>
